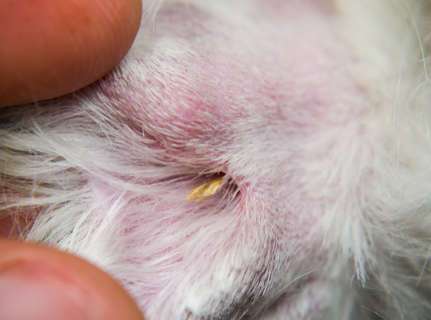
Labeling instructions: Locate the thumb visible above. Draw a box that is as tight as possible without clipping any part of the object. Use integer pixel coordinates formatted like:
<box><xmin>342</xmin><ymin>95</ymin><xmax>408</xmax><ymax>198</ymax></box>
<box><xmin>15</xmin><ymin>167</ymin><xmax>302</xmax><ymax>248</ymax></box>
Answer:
<box><xmin>0</xmin><ymin>240</ymin><xmax>144</xmax><ymax>320</ymax></box>
<box><xmin>0</xmin><ymin>0</ymin><xmax>142</xmax><ymax>107</ymax></box>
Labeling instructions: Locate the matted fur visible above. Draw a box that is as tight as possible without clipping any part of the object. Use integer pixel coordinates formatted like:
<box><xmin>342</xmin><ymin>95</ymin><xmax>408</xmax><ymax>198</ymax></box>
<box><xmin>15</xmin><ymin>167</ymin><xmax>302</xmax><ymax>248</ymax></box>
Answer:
<box><xmin>2</xmin><ymin>0</ymin><xmax>431</xmax><ymax>319</ymax></box>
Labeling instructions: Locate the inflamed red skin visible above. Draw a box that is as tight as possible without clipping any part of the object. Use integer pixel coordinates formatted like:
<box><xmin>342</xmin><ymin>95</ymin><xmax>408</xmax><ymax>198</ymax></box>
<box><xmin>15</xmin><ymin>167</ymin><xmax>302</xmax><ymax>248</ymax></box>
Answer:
<box><xmin>2</xmin><ymin>1</ymin><xmax>431</xmax><ymax>320</ymax></box>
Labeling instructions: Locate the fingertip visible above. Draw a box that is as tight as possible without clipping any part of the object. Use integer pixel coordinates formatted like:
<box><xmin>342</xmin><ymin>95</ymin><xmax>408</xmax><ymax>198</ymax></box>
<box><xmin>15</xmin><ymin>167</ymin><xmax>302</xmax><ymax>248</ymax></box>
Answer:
<box><xmin>0</xmin><ymin>240</ymin><xmax>144</xmax><ymax>320</ymax></box>
<box><xmin>0</xmin><ymin>0</ymin><xmax>142</xmax><ymax>107</ymax></box>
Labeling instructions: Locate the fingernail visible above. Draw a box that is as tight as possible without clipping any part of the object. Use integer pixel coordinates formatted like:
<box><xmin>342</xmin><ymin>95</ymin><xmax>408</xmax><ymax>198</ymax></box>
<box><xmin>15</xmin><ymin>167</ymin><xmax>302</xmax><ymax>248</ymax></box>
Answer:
<box><xmin>0</xmin><ymin>261</ymin><xmax>103</xmax><ymax>320</ymax></box>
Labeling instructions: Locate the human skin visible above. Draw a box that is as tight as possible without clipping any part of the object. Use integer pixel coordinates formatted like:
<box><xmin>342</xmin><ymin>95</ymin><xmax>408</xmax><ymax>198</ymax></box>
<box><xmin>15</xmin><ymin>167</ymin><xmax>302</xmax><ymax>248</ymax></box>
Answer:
<box><xmin>0</xmin><ymin>240</ymin><xmax>144</xmax><ymax>320</ymax></box>
<box><xmin>0</xmin><ymin>0</ymin><xmax>142</xmax><ymax>107</ymax></box>
<box><xmin>0</xmin><ymin>0</ymin><xmax>145</xmax><ymax>319</ymax></box>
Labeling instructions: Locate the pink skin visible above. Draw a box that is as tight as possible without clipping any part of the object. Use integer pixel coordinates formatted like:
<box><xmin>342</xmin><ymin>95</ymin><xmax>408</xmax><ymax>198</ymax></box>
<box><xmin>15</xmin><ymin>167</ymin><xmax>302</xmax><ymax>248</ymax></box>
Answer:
<box><xmin>78</xmin><ymin>1</ymin><xmax>367</xmax><ymax>318</ymax></box>
<box><xmin>8</xmin><ymin>0</ymin><xmax>431</xmax><ymax>318</ymax></box>
<box><xmin>1</xmin><ymin>0</ymin><xmax>385</xmax><ymax>319</ymax></box>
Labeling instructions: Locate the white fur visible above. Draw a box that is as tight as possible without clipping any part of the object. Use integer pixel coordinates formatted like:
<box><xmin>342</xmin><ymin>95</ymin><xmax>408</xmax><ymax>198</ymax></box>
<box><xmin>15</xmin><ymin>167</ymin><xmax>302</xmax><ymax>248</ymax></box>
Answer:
<box><xmin>2</xmin><ymin>0</ymin><xmax>431</xmax><ymax>319</ymax></box>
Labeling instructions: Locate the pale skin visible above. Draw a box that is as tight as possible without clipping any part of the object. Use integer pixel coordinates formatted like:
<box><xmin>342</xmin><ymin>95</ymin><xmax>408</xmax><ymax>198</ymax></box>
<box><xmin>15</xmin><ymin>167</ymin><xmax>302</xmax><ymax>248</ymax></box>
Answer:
<box><xmin>0</xmin><ymin>1</ymin><xmax>145</xmax><ymax>319</ymax></box>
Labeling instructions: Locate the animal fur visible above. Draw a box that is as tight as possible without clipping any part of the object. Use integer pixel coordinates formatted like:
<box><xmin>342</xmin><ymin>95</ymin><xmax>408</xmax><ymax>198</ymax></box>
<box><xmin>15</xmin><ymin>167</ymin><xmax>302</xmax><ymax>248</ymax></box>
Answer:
<box><xmin>2</xmin><ymin>0</ymin><xmax>431</xmax><ymax>319</ymax></box>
